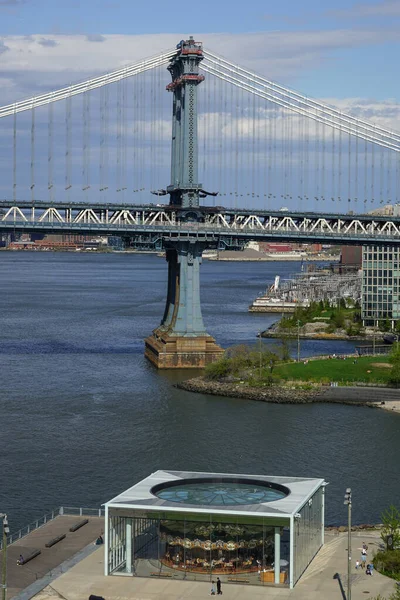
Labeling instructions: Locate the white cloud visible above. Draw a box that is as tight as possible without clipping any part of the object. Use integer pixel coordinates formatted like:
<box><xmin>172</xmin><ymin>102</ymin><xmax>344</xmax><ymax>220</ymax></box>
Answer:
<box><xmin>0</xmin><ymin>29</ymin><xmax>399</xmax><ymax>103</ymax></box>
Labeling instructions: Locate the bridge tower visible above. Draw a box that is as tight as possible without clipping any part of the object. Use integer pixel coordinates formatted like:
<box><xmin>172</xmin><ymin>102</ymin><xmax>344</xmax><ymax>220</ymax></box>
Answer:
<box><xmin>145</xmin><ymin>37</ymin><xmax>224</xmax><ymax>368</ymax></box>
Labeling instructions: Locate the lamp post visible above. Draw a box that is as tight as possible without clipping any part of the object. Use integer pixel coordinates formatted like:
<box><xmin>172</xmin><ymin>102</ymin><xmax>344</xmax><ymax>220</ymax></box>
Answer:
<box><xmin>344</xmin><ymin>489</ymin><xmax>352</xmax><ymax>600</ymax></box>
<box><xmin>258</xmin><ymin>331</ymin><xmax>262</xmax><ymax>378</ymax></box>
<box><xmin>1</xmin><ymin>514</ymin><xmax>9</xmax><ymax>600</ymax></box>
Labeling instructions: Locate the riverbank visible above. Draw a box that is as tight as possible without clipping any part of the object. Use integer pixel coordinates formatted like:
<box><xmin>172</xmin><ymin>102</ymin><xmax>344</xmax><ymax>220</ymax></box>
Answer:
<box><xmin>177</xmin><ymin>377</ymin><xmax>400</xmax><ymax>412</ymax></box>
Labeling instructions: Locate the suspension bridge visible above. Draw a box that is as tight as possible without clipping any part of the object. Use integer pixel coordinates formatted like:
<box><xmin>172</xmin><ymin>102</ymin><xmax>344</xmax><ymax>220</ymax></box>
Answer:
<box><xmin>1</xmin><ymin>36</ymin><xmax>400</xmax><ymax>367</ymax></box>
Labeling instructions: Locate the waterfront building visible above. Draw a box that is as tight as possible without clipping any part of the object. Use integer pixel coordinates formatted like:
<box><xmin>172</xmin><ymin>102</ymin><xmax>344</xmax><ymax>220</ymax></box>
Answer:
<box><xmin>362</xmin><ymin>246</ymin><xmax>400</xmax><ymax>325</ymax></box>
<box><xmin>104</xmin><ymin>470</ymin><xmax>326</xmax><ymax>589</ymax></box>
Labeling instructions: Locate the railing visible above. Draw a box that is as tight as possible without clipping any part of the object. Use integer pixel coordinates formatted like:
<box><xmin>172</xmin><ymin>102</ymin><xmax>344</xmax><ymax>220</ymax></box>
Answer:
<box><xmin>0</xmin><ymin>506</ymin><xmax>104</xmax><ymax>549</ymax></box>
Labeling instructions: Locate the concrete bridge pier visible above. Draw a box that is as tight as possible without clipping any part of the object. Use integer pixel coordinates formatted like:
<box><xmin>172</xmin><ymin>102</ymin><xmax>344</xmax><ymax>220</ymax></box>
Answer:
<box><xmin>145</xmin><ymin>240</ymin><xmax>224</xmax><ymax>368</ymax></box>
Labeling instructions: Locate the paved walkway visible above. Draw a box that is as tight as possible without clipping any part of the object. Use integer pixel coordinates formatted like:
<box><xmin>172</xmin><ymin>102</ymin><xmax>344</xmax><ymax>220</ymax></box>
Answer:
<box><xmin>30</xmin><ymin>531</ymin><xmax>398</xmax><ymax>600</ymax></box>
<box><xmin>1</xmin><ymin>515</ymin><xmax>103</xmax><ymax>599</ymax></box>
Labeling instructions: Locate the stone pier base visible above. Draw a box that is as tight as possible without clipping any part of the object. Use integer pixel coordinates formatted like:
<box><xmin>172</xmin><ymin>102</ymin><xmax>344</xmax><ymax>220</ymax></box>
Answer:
<box><xmin>145</xmin><ymin>330</ymin><xmax>224</xmax><ymax>369</ymax></box>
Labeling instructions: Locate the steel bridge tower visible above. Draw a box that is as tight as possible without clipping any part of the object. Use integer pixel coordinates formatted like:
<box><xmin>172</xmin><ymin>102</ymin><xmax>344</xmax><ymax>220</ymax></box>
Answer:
<box><xmin>145</xmin><ymin>37</ymin><xmax>224</xmax><ymax>368</ymax></box>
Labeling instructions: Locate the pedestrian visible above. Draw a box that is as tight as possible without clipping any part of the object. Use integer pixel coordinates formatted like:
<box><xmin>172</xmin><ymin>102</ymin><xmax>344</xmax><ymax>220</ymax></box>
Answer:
<box><xmin>361</xmin><ymin>553</ymin><xmax>367</xmax><ymax>568</ymax></box>
<box><xmin>211</xmin><ymin>581</ymin><xmax>216</xmax><ymax>595</ymax></box>
<box><xmin>217</xmin><ymin>577</ymin><xmax>222</xmax><ymax>595</ymax></box>
<box><xmin>355</xmin><ymin>560</ymin><xmax>360</xmax><ymax>569</ymax></box>
<box><xmin>17</xmin><ymin>554</ymin><xmax>24</xmax><ymax>566</ymax></box>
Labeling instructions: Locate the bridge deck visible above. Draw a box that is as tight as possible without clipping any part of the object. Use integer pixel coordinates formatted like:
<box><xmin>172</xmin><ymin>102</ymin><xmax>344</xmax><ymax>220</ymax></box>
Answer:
<box><xmin>0</xmin><ymin>515</ymin><xmax>103</xmax><ymax>599</ymax></box>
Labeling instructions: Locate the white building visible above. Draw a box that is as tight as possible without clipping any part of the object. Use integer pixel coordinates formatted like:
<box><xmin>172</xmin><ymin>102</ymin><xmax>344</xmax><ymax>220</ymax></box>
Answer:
<box><xmin>104</xmin><ymin>470</ymin><xmax>326</xmax><ymax>589</ymax></box>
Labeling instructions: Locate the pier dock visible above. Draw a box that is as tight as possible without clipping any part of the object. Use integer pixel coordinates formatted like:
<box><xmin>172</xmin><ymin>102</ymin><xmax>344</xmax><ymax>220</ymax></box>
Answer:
<box><xmin>0</xmin><ymin>512</ymin><xmax>103</xmax><ymax>599</ymax></box>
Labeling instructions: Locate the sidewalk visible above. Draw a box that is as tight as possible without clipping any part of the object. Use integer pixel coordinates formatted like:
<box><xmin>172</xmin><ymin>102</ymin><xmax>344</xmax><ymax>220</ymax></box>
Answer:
<box><xmin>29</xmin><ymin>530</ymin><xmax>398</xmax><ymax>600</ymax></box>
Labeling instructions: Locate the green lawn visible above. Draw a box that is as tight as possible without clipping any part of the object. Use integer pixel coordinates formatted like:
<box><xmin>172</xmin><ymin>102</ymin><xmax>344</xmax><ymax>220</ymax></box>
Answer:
<box><xmin>274</xmin><ymin>356</ymin><xmax>393</xmax><ymax>385</ymax></box>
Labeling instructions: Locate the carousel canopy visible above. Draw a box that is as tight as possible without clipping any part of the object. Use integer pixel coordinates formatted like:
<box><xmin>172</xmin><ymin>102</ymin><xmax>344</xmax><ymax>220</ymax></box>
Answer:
<box><xmin>104</xmin><ymin>470</ymin><xmax>326</xmax><ymax>520</ymax></box>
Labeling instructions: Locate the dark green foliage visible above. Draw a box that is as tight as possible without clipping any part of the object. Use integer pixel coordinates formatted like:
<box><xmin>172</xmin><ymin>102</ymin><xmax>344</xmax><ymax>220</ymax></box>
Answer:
<box><xmin>205</xmin><ymin>344</ymin><xmax>281</xmax><ymax>383</ymax></box>
<box><xmin>382</xmin><ymin>318</ymin><xmax>392</xmax><ymax>332</ymax></box>
<box><xmin>331</xmin><ymin>310</ymin><xmax>345</xmax><ymax>328</ymax></box>
<box><xmin>372</xmin><ymin>549</ymin><xmax>400</xmax><ymax>581</ymax></box>
<box><xmin>381</xmin><ymin>504</ymin><xmax>400</xmax><ymax>550</ymax></box>
<box><xmin>204</xmin><ymin>358</ymin><xmax>231</xmax><ymax>381</ymax></box>
<box><xmin>389</xmin><ymin>345</ymin><xmax>400</xmax><ymax>385</ymax></box>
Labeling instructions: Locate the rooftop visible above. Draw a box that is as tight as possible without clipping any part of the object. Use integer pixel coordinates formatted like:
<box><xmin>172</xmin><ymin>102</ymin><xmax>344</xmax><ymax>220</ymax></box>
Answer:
<box><xmin>105</xmin><ymin>470</ymin><xmax>326</xmax><ymax>518</ymax></box>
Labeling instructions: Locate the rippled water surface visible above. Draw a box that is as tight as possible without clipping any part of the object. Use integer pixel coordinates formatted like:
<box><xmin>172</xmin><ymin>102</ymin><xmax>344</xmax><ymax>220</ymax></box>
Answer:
<box><xmin>0</xmin><ymin>252</ymin><xmax>398</xmax><ymax>530</ymax></box>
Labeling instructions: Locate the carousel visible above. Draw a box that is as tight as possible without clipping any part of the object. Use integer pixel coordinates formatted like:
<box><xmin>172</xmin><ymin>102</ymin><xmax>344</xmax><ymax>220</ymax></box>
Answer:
<box><xmin>160</xmin><ymin>519</ymin><xmax>274</xmax><ymax>574</ymax></box>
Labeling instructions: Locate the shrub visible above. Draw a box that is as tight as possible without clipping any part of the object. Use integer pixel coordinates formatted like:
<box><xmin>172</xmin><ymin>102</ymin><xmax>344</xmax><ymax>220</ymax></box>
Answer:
<box><xmin>389</xmin><ymin>345</ymin><xmax>400</xmax><ymax>385</ymax></box>
<box><xmin>204</xmin><ymin>359</ymin><xmax>231</xmax><ymax>381</ymax></box>
<box><xmin>381</xmin><ymin>505</ymin><xmax>400</xmax><ymax>550</ymax></box>
<box><xmin>372</xmin><ymin>549</ymin><xmax>400</xmax><ymax>581</ymax></box>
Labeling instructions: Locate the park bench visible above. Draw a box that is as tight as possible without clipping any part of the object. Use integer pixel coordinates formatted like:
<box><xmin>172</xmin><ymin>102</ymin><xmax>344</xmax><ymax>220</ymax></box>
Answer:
<box><xmin>45</xmin><ymin>533</ymin><xmax>66</xmax><ymax>548</ymax></box>
<box><xmin>228</xmin><ymin>577</ymin><xmax>249</xmax><ymax>583</ymax></box>
<box><xmin>18</xmin><ymin>549</ymin><xmax>41</xmax><ymax>565</ymax></box>
<box><xmin>151</xmin><ymin>572</ymin><xmax>173</xmax><ymax>577</ymax></box>
<box><xmin>69</xmin><ymin>518</ymin><xmax>89</xmax><ymax>532</ymax></box>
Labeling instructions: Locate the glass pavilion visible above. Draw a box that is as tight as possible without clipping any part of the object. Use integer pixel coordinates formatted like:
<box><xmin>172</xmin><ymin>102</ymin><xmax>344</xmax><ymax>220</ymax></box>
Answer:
<box><xmin>104</xmin><ymin>470</ymin><xmax>326</xmax><ymax>589</ymax></box>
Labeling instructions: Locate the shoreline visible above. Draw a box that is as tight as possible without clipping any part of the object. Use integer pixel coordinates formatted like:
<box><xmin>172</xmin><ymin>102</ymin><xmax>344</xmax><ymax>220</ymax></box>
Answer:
<box><xmin>177</xmin><ymin>377</ymin><xmax>400</xmax><ymax>413</ymax></box>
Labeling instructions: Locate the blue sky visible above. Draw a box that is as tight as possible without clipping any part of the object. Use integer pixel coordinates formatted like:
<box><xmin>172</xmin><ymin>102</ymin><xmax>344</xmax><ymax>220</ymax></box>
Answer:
<box><xmin>1</xmin><ymin>0</ymin><xmax>400</xmax><ymax>101</ymax></box>
<box><xmin>1</xmin><ymin>0</ymin><xmax>400</xmax><ymax>210</ymax></box>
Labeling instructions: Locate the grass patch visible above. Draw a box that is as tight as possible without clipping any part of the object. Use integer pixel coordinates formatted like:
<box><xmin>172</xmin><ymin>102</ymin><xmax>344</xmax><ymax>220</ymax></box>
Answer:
<box><xmin>274</xmin><ymin>356</ymin><xmax>392</xmax><ymax>385</ymax></box>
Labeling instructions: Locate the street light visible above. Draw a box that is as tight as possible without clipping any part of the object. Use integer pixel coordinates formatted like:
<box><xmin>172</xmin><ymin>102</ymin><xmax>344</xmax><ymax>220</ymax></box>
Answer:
<box><xmin>344</xmin><ymin>489</ymin><xmax>352</xmax><ymax>600</ymax></box>
<box><xmin>1</xmin><ymin>514</ymin><xmax>9</xmax><ymax>600</ymax></box>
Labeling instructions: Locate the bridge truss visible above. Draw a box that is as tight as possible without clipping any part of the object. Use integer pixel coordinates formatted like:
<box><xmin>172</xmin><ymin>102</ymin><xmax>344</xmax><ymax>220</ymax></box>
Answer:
<box><xmin>1</xmin><ymin>200</ymin><xmax>400</xmax><ymax>246</ymax></box>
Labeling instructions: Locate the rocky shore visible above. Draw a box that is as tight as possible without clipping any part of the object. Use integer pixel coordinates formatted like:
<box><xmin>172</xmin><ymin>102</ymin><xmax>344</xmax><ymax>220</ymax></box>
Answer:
<box><xmin>177</xmin><ymin>377</ymin><xmax>400</xmax><ymax>411</ymax></box>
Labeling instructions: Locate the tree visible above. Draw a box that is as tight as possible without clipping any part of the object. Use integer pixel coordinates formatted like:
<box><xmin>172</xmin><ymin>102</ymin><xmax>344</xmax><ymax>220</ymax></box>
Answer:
<box><xmin>381</xmin><ymin>504</ymin><xmax>400</xmax><ymax>550</ymax></box>
<box><xmin>389</xmin><ymin>344</ymin><xmax>400</xmax><ymax>385</ymax></box>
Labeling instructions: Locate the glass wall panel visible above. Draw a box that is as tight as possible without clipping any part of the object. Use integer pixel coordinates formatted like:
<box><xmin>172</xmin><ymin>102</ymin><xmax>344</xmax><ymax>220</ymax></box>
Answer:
<box><xmin>109</xmin><ymin>512</ymin><xmax>290</xmax><ymax>586</ymax></box>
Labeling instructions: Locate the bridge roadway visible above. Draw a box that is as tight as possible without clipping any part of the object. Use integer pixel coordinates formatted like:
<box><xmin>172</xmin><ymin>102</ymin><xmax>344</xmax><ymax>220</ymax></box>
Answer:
<box><xmin>1</xmin><ymin>200</ymin><xmax>400</xmax><ymax>246</ymax></box>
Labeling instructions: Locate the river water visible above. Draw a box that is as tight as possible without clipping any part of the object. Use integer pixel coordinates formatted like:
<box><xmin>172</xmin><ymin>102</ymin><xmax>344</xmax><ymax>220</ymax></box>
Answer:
<box><xmin>0</xmin><ymin>252</ymin><xmax>398</xmax><ymax>532</ymax></box>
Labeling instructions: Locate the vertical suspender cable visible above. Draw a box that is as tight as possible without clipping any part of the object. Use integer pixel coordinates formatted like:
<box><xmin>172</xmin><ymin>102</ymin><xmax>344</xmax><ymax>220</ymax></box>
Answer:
<box><xmin>218</xmin><ymin>70</ymin><xmax>223</xmax><ymax>196</ymax></box>
<box><xmin>13</xmin><ymin>108</ymin><xmax>17</xmax><ymax>202</ymax></box>
<box><xmin>364</xmin><ymin>138</ymin><xmax>368</xmax><ymax>210</ymax></box>
<box><xmin>338</xmin><ymin>124</ymin><xmax>342</xmax><ymax>206</ymax></box>
<box><xmin>104</xmin><ymin>84</ymin><xmax>109</xmax><ymax>197</ymax></box>
<box><xmin>267</xmin><ymin>100</ymin><xmax>272</xmax><ymax>209</ymax></box>
<box><xmin>299</xmin><ymin>112</ymin><xmax>304</xmax><ymax>211</ymax></box>
<box><xmin>315</xmin><ymin>118</ymin><xmax>320</xmax><ymax>209</ymax></box>
<box><xmin>234</xmin><ymin>82</ymin><xmax>239</xmax><ymax>208</ymax></box>
<box><xmin>371</xmin><ymin>127</ymin><xmax>375</xmax><ymax>205</ymax></box>
<box><xmin>348</xmin><ymin>131</ymin><xmax>351</xmax><ymax>208</ymax></box>
<box><xmin>331</xmin><ymin>127</ymin><xmax>335</xmax><ymax>204</ymax></box>
<box><xmin>355</xmin><ymin>127</ymin><xmax>359</xmax><ymax>208</ymax></box>
<box><xmin>321</xmin><ymin>122</ymin><xmax>325</xmax><ymax>209</ymax></box>
<box><xmin>48</xmin><ymin>101</ymin><xmax>54</xmax><ymax>202</ymax></box>
<box><xmin>123</xmin><ymin>75</ymin><xmax>128</xmax><ymax>198</ymax></box>
<box><xmin>30</xmin><ymin>103</ymin><xmax>35</xmax><ymax>202</ymax></box>
<box><xmin>65</xmin><ymin>93</ymin><xmax>72</xmax><ymax>199</ymax></box>
<box><xmin>100</xmin><ymin>86</ymin><xmax>104</xmax><ymax>196</ymax></box>
<box><xmin>133</xmin><ymin>73</ymin><xmax>138</xmax><ymax>192</ymax></box>
<box><xmin>116</xmin><ymin>79</ymin><xmax>122</xmax><ymax>192</ymax></box>
<box><xmin>304</xmin><ymin>110</ymin><xmax>309</xmax><ymax>208</ymax></box>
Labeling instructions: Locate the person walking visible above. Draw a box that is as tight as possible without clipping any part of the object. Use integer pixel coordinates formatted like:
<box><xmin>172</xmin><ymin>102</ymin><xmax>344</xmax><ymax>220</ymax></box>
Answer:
<box><xmin>217</xmin><ymin>577</ymin><xmax>222</xmax><ymax>595</ymax></box>
<box><xmin>361</xmin><ymin>552</ymin><xmax>367</xmax><ymax>568</ymax></box>
<box><xmin>211</xmin><ymin>581</ymin><xmax>216</xmax><ymax>595</ymax></box>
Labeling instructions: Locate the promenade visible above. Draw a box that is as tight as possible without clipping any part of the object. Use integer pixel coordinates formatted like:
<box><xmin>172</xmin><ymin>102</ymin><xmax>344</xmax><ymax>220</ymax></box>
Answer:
<box><xmin>1</xmin><ymin>515</ymin><xmax>103</xmax><ymax>599</ymax></box>
<box><xmin>12</xmin><ymin>529</ymin><xmax>397</xmax><ymax>600</ymax></box>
